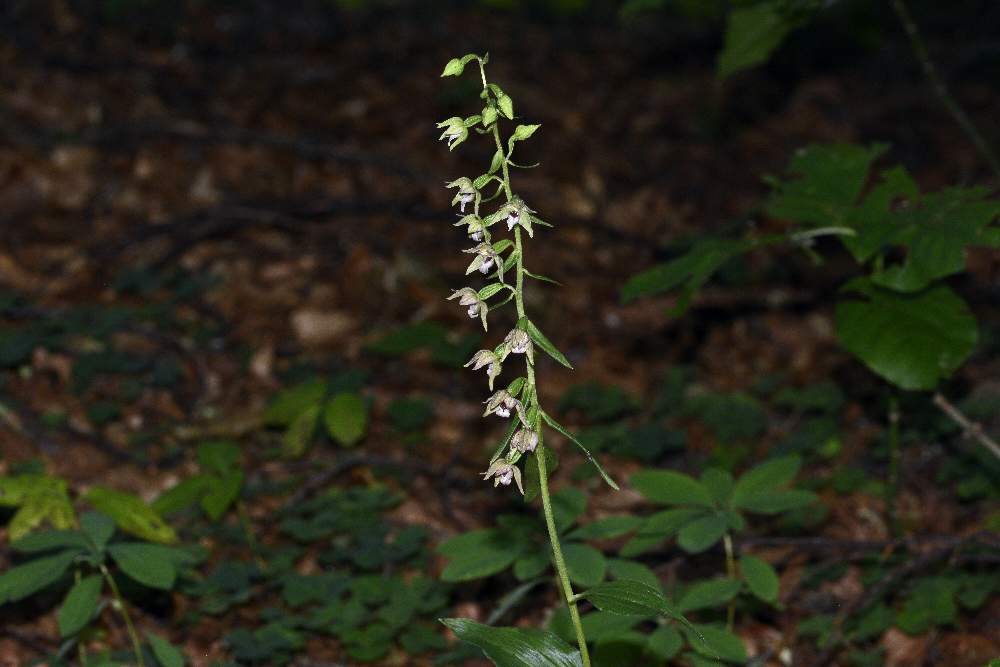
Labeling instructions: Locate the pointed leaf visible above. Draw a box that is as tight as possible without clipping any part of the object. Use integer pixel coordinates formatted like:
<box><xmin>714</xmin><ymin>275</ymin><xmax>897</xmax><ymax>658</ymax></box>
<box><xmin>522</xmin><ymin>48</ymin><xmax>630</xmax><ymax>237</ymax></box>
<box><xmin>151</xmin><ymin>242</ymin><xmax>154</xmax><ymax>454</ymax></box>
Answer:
<box><xmin>323</xmin><ymin>392</ymin><xmax>369</xmax><ymax>447</ymax></box>
<box><xmin>541</xmin><ymin>412</ymin><xmax>619</xmax><ymax>490</ymax></box>
<box><xmin>631</xmin><ymin>470</ymin><xmax>715</xmax><ymax>507</ymax></box>
<box><xmin>440</xmin><ymin>618</ymin><xmax>583</xmax><ymax>667</ymax></box>
<box><xmin>718</xmin><ymin>1</ymin><xmax>793</xmax><ymax>79</ymax></box>
<box><xmin>579</xmin><ymin>579</ymin><xmax>688</xmax><ymax>627</ymax></box>
<box><xmin>740</xmin><ymin>555</ymin><xmax>780</xmax><ymax>603</ymax></box>
<box><xmin>0</xmin><ymin>550</ymin><xmax>77</xmax><ymax>603</ymax></box>
<box><xmin>147</xmin><ymin>632</ymin><xmax>186</xmax><ymax>667</ymax></box>
<box><xmin>58</xmin><ymin>574</ymin><xmax>103</xmax><ymax>637</ymax></box>
<box><xmin>521</xmin><ymin>318</ymin><xmax>573</xmax><ymax>369</ymax></box>
<box><xmin>84</xmin><ymin>487</ymin><xmax>177</xmax><ymax>544</ymax></box>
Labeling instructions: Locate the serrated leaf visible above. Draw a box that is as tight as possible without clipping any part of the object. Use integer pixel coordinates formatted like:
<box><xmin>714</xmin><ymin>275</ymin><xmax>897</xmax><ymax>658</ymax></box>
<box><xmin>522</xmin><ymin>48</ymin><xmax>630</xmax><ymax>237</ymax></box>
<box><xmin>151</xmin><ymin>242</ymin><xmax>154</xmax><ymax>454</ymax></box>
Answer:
<box><xmin>58</xmin><ymin>574</ymin><xmax>102</xmax><ymax>637</ymax></box>
<box><xmin>541</xmin><ymin>412</ymin><xmax>619</xmax><ymax>490</ymax></box>
<box><xmin>0</xmin><ymin>550</ymin><xmax>77</xmax><ymax>603</ymax></box>
<box><xmin>441</xmin><ymin>618</ymin><xmax>582</xmax><ymax>667</ymax></box>
<box><xmin>741</xmin><ymin>555</ymin><xmax>779</xmax><ymax>603</ymax></box>
<box><xmin>621</xmin><ymin>238</ymin><xmax>757</xmax><ymax>306</ymax></box>
<box><xmin>836</xmin><ymin>281</ymin><xmax>977</xmax><ymax>391</ymax></box>
<box><xmin>84</xmin><ymin>487</ymin><xmax>177</xmax><ymax>544</ymax></box>
<box><xmin>678</xmin><ymin>578</ymin><xmax>742</xmax><ymax>613</ymax></box>
<box><xmin>323</xmin><ymin>392</ymin><xmax>368</xmax><ymax>447</ymax></box>
<box><xmin>718</xmin><ymin>1</ymin><xmax>793</xmax><ymax>79</ymax></box>
<box><xmin>767</xmin><ymin>143</ymin><xmax>888</xmax><ymax>229</ymax></box>
<box><xmin>630</xmin><ymin>470</ymin><xmax>715</xmax><ymax>507</ymax></box>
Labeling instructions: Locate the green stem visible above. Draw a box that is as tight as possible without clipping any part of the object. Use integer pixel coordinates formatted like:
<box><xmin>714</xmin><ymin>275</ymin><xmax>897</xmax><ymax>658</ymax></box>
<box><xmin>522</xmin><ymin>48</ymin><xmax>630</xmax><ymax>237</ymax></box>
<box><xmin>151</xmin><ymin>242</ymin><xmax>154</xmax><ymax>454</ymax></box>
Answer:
<box><xmin>483</xmin><ymin>67</ymin><xmax>589</xmax><ymax>665</ymax></box>
<box><xmin>100</xmin><ymin>564</ymin><xmax>145</xmax><ymax>667</ymax></box>
<box><xmin>889</xmin><ymin>0</ymin><xmax>1000</xmax><ymax>180</ymax></box>
<box><xmin>723</xmin><ymin>533</ymin><xmax>737</xmax><ymax>631</ymax></box>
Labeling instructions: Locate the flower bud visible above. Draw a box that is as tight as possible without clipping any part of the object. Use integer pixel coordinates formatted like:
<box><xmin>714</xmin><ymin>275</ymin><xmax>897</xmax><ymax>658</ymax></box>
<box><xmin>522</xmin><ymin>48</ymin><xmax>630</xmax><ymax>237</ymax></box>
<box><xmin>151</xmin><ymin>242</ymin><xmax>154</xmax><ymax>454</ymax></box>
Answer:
<box><xmin>512</xmin><ymin>428</ymin><xmax>539</xmax><ymax>453</ymax></box>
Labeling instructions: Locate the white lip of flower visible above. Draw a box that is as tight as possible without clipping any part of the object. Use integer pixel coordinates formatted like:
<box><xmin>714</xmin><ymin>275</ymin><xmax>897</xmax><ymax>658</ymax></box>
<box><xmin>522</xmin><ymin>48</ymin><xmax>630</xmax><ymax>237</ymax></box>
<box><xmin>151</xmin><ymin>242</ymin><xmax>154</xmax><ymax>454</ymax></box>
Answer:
<box><xmin>504</xmin><ymin>329</ymin><xmax>531</xmax><ymax>355</ymax></box>
<box><xmin>483</xmin><ymin>390</ymin><xmax>527</xmax><ymax>423</ymax></box>
<box><xmin>465</xmin><ymin>350</ymin><xmax>502</xmax><ymax>389</ymax></box>
<box><xmin>437</xmin><ymin>119</ymin><xmax>468</xmax><ymax>150</ymax></box>
<box><xmin>463</xmin><ymin>243</ymin><xmax>502</xmax><ymax>279</ymax></box>
<box><xmin>506</xmin><ymin>208</ymin><xmax>520</xmax><ymax>231</ymax></box>
<box><xmin>482</xmin><ymin>460</ymin><xmax>524</xmax><ymax>494</ymax></box>
<box><xmin>512</xmin><ymin>428</ymin><xmax>539</xmax><ymax>453</ymax></box>
<box><xmin>491</xmin><ymin>197</ymin><xmax>535</xmax><ymax>238</ymax></box>
<box><xmin>448</xmin><ymin>287</ymin><xmax>488</xmax><ymax>331</ymax></box>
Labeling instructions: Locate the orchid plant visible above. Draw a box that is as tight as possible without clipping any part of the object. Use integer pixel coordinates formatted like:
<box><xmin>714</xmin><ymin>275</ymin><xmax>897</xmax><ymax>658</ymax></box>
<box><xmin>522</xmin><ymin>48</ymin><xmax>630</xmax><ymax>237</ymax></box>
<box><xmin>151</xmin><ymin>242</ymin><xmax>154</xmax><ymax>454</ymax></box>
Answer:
<box><xmin>436</xmin><ymin>54</ymin><xmax>696</xmax><ymax>667</ymax></box>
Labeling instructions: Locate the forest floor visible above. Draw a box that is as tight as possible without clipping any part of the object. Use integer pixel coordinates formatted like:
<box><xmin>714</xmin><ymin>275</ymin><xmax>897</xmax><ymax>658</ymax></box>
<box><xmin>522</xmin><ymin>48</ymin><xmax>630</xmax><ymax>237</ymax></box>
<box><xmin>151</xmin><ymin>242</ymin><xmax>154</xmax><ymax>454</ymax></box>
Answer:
<box><xmin>1</xmin><ymin>2</ymin><xmax>1000</xmax><ymax>666</ymax></box>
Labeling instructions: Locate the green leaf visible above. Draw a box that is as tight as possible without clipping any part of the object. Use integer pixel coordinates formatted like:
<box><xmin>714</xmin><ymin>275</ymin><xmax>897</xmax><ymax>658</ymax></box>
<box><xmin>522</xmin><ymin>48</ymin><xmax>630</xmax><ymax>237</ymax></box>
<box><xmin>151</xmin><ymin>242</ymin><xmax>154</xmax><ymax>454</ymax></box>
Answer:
<box><xmin>437</xmin><ymin>529</ymin><xmax>526</xmax><ymax>582</ymax></box>
<box><xmin>717</xmin><ymin>1</ymin><xmax>793</xmax><ymax>79</ymax></box>
<box><xmin>621</xmin><ymin>508</ymin><xmax>706</xmax><ymax>557</ymax></box>
<box><xmin>147</xmin><ymin>632</ymin><xmax>186</xmax><ymax>667</ymax></box>
<box><xmin>678</xmin><ymin>578</ymin><xmax>743</xmax><ymax>613</ymax></box>
<box><xmin>200</xmin><ymin>471</ymin><xmax>243</xmax><ymax>521</ymax></box>
<box><xmin>196</xmin><ymin>440</ymin><xmax>241</xmax><ymax>475</ymax></box>
<box><xmin>84</xmin><ymin>487</ymin><xmax>177</xmax><ymax>544</ymax></box>
<box><xmin>521</xmin><ymin>318</ymin><xmax>573</xmax><ymax>369</ymax></box>
<box><xmin>282</xmin><ymin>403</ymin><xmax>320</xmax><ymax>457</ymax></box>
<box><xmin>541</xmin><ymin>412</ymin><xmax>619</xmax><ymax>490</ymax></box>
<box><xmin>630</xmin><ymin>470</ymin><xmax>715</xmax><ymax>507</ymax></box>
<box><xmin>323</xmin><ymin>392</ymin><xmax>369</xmax><ymax>447</ymax></box>
<box><xmin>566</xmin><ymin>516</ymin><xmax>643</xmax><ymax>541</ymax></box>
<box><xmin>868</xmin><ymin>186</ymin><xmax>1000</xmax><ymax>292</ymax></box>
<box><xmin>562</xmin><ymin>543</ymin><xmax>607</xmax><ymax>588</ymax></box>
<box><xmin>152</xmin><ymin>476</ymin><xmax>210</xmax><ymax>516</ymax></box>
<box><xmin>514</xmin><ymin>550</ymin><xmax>550</xmax><ymax>581</ymax></box>
<box><xmin>0</xmin><ymin>473</ymin><xmax>76</xmax><ymax>541</ymax></box>
<box><xmin>621</xmin><ymin>238</ymin><xmax>757</xmax><ymax>306</ymax></box>
<box><xmin>896</xmin><ymin>576</ymin><xmax>959</xmax><ymax>635</ymax></box>
<box><xmin>732</xmin><ymin>489</ymin><xmax>817</xmax><ymax>514</ymax></box>
<box><xmin>512</xmin><ymin>124</ymin><xmax>540</xmax><ymax>141</ymax></box>
<box><xmin>646</xmin><ymin>625</ymin><xmax>683</xmax><ymax>661</ymax></box>
<box><xmin>11</xmin><ymin>530</ymin><xmax>89</xmax><ymax>554</ymax></box>
<box><xmin>80</xmin><ymin>512</ymin><xmax>116</xmax><ymax>553</ymax></box>
<box><xmin>524</xmin><ymin>443</ymin><xmax>559</xmax><ymax>503</ymax></box>
<box><xmin>740</xmin><ymin>555</ymin><xmax>780</xmax><ymax>603</ymax></box>
<box><xmin>0</xmin><ymin>550</ymin><xmax>77</xmax><ymax>603</ymax></box>
<box><xmin>836</xmin><ymin>281</ymin><xmax>977</xmax><ymax>391</ymax></box>
<box><xmin>441</xmin><ymin>58</ymin><xmax>465</xmax><ymax>77</ymax></box>
<box><xmin>262</xmin><ymin>378</ymin><xmax>326</xmax><ymax>426</ymax></box>
<box><xmin>683</xmin><ymin>624</ymin><xmax>748</xmax><ymax>663</ymax></box>
<box><xmin>108</xmin><ymin>543</ymin><xmax>188</xmax><ymax>590</ymax></box>
<box><xmin>497</xmin><ymin>93</ymin><xmax>514</xmax><ymax>120</ymax></box>
<box><xmin>440</xmin><ymin>618</ymin><xmax>583</xmax><ymax>667</ymax></box>
<box><xmin>766</xmin><ymin>143</ymin><xmax>887</xmax><ymax>228</ymax></box>
<box><xmin>731</xmin><ymin>456</ymin><xmax>801</xmax><ymax>507</ymax></box>
<box><xmin>677</xmin><ymin>514</ymin><xmax>728</xmax><ymax>553</ymax></box>
<box><xmin>552</xmin><ymin>487</ymin><xmax>587</xmax><ymax>533</ymax></box>
<box><xmin>606</xmin><ymin>558</ymin><xmax>661</xmax><ymax>589</ymax></box>
<box><xmin>58</xmin><ymin>574</ymin><xmax>103</xmax><ymax>637</ymax></box>
<box><xmin>579</xmin><ymin>579</ymin><xmax>688</xmax><ymax>626</ymax></box>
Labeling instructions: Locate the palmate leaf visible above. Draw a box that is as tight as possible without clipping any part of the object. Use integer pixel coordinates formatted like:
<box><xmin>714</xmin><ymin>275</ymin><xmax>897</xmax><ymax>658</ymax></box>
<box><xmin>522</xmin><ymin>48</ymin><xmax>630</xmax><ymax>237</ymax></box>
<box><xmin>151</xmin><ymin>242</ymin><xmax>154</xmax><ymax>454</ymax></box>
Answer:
<box><xmin>835</xmin><ymin>280</ymin><xmax>978</xmax><ymax>391</ymax></box>
<box><xmin>541</xmin><ymin>411</ymin><xmax>619</xmax><ymax>490</ymax></box>
<box><xmin>441</xmin><ymin>618</ymin><xmax>583</xmax><ymax>667</ymax></box>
